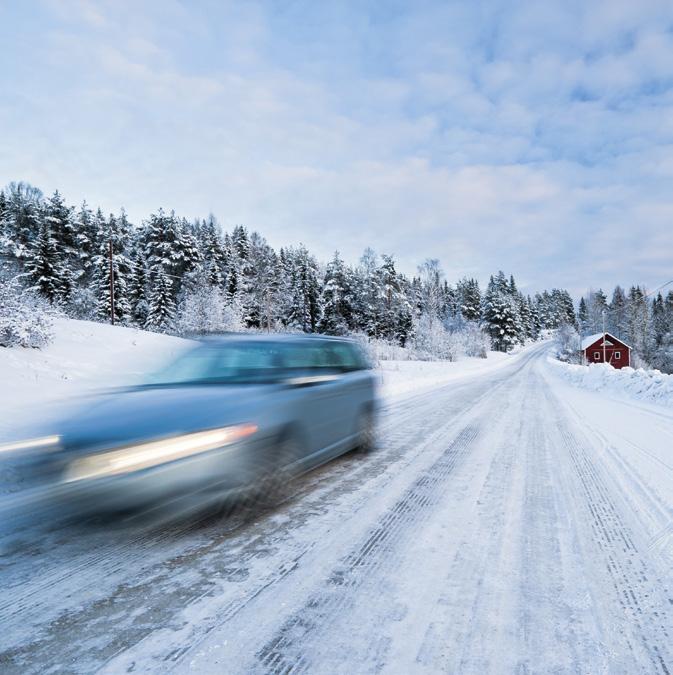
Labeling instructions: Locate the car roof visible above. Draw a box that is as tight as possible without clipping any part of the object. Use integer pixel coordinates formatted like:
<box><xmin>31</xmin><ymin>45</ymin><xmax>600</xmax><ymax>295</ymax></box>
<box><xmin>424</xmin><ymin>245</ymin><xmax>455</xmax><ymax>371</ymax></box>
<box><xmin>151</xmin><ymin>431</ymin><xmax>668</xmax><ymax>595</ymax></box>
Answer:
<box><xmin>194</xmin><ymin>332</ymin><xmax>357</xmax><ymax>346</ymax></box>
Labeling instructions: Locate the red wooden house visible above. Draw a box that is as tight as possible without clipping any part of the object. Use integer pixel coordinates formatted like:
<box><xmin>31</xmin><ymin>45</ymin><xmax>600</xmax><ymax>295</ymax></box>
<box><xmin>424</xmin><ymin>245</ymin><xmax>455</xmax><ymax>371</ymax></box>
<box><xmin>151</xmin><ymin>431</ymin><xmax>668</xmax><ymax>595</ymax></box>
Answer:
<box><xmin>581</xmin><ymin>332</ymin><xmax>631</xmax><ymax>369</ymax></box>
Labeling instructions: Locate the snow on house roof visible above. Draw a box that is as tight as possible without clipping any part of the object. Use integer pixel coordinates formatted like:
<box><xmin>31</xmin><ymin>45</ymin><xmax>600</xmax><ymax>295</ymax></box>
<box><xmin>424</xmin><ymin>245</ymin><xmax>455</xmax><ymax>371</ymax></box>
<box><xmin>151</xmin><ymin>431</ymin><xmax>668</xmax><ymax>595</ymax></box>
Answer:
<box><xmin>581</xmin><ymin>332</ymin><xmax>631</xmax><ymax>350</ymax></box>
<box><xmin>581</xmin><ymin>333</ymin><xmax>604</xmax><ymax>350</ymax></box>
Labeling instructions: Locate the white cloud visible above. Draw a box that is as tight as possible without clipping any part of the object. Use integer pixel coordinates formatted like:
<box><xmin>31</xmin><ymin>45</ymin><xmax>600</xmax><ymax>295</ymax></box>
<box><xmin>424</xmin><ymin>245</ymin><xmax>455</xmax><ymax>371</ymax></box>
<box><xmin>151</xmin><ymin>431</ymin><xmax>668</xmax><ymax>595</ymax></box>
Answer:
<box><xmin>2</xmin><ymin>0</ymin><xmax>673</xmax><ymax>296</ymax></box>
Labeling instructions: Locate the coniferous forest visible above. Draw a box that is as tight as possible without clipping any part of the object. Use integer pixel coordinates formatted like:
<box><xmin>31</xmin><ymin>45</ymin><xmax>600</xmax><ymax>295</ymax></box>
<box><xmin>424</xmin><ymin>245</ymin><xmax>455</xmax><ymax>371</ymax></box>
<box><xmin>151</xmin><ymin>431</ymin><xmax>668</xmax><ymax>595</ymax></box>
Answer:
<box><xmin>0</xmin><ymin>181</ymin><xmax>671</xmax><ymax>371</ymax></box>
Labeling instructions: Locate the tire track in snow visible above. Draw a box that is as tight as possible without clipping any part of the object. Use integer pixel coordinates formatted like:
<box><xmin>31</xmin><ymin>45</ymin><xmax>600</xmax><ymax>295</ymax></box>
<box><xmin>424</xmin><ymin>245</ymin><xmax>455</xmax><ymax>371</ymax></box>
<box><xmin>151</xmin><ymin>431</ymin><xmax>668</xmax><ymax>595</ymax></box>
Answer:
<box><xmin>408</xmin><ymin>373</ymin><xmax>529</xmax><ymax>674</ymax></box>
<box><xmin>255</xmin><ymin>424</ymin><xmax>480</xmax><ymax>675</ymax></box>
<box><xmin>547</xmin><ymin>388</ymin><xmax>673</xmax><ymax>674</ymax></box>
<box><xmin>512</xmin><ymin>378</ymin><xmax>600</xmax><ymax>673</ymax></box>
<box><xmin>249</xmin><ymin>375</ymin><xmax>521</xmax><ymax>675</ymax></box>
<box><xmin>155</xmin><ymin>377</ymin><xmax>515</xmax><ymax>673</ymax></box>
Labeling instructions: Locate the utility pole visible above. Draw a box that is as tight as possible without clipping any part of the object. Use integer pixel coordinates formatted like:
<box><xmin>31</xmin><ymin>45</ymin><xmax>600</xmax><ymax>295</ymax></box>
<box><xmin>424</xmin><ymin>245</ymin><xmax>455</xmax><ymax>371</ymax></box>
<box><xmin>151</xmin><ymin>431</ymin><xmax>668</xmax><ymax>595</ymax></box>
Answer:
<box><xmin>109</xmin><ymin>240</ymin><xmax>115</xmax><ymax>326</ymax></box>
<box><xmin>602</xmin><ymin>309</ymin><xmax>606</xmax><ymax>365</ymax></box>
<box><xmin>579</xmin><ymin>331</ymin><xmax>584</xmax><ymax>365</ymax></box>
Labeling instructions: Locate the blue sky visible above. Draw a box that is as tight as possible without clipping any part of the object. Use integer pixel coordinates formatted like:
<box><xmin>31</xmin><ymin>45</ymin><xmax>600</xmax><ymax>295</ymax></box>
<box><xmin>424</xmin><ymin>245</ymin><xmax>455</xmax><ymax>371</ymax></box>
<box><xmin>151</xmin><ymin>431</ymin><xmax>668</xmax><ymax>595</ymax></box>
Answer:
<box><xmin>2</xmin><ymin>0</ymin><xmax>673</xmax><ymax>294</ymax></box>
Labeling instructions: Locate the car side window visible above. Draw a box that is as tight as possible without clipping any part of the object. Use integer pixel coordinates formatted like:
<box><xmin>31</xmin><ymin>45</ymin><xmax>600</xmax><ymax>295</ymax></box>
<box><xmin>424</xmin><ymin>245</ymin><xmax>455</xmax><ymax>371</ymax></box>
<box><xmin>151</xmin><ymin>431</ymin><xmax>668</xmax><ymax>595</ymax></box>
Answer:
<box><xmin>281</xmin><ymin>341</ymin><xmax>363</xmax><ymax>372</ymax></box>
<box><xmin>282</xmin><ymin>344</ymin><xmax>325</xmax><ymax>370</ymax></box>
<box><xmin>328</xmin><ymin>343</ymin><xmax>362</xmax><ymax>371</ymax></box>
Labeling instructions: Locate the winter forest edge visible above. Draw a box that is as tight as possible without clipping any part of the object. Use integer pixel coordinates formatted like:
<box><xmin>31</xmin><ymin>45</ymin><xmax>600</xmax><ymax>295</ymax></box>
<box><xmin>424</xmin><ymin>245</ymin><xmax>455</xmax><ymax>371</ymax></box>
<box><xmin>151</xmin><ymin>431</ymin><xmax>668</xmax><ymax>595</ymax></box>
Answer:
<box><xmin>1</xmin><ymin>181</ymin><xmax>672</xmax><ymax>373</ymax></box>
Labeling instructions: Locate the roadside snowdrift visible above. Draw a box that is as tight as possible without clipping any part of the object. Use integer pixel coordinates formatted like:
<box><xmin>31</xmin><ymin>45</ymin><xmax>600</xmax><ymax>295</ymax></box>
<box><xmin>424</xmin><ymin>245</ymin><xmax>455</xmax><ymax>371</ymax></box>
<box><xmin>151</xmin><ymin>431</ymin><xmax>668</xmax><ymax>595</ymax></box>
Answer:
<box><xmin>548</xmin><ymin>357</ymin><xmax>673</xmax><ymax>408</ymax></box>
<box><xmin>378</xmin><ymin>352</ymin><xmax>512</xmax><ymax>399</ymax></box>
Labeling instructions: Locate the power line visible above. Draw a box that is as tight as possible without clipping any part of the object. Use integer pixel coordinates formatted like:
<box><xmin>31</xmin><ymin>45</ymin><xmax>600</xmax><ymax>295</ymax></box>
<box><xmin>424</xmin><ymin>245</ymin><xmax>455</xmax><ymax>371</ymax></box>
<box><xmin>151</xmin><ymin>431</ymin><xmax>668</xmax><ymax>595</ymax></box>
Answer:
<box><xmin>642</xmin><ymin>279</ymin><xmax>673</xmax><ymax>300</ymax></box>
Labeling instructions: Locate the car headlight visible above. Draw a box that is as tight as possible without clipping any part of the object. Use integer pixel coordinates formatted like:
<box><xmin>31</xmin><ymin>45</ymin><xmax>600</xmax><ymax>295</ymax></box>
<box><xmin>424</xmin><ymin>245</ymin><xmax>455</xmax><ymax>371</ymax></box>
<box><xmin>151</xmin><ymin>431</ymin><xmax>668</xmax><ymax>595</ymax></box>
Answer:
<box><xmin>0</xmin><ymin>435</ymin><xmax>61</xmax><ymax>454</ymax></box>
<box><xmin>64</xmin><ymin>424</ymin><xmax>257</xmax><ymax>483</ymax></box>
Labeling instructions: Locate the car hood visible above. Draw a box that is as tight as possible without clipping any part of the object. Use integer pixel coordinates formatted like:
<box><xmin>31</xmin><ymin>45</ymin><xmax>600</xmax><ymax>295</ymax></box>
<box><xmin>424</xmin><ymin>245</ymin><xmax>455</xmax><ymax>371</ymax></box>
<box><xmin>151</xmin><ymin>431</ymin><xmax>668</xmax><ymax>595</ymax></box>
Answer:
<box><xmin>57</xmin><ymin>384</ymin><xmax>276</xmax><ymax>453</ymax></box>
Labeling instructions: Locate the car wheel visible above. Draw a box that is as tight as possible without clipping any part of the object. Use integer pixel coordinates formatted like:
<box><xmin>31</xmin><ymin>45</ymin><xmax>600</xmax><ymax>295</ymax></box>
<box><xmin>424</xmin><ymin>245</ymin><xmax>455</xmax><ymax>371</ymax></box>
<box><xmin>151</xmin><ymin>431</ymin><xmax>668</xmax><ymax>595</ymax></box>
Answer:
<box><xmin>355</xmin><ymin>408</ymin><xmax>377</xmax><ymax>453</ymax></box>
<box><xmin>253</xmin><ymin>435</ymin><xmax>300</xmax><ymax>508</ymax></box>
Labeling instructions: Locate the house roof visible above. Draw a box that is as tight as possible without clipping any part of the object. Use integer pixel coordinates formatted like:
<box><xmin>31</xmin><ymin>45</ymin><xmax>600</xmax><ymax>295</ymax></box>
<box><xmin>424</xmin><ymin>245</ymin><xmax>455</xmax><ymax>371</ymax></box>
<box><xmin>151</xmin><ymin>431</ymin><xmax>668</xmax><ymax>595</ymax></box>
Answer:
<box><xmin>581</xmin><ymin>332</ymin><xmax>631</xmax><ymax>350</ymax></box>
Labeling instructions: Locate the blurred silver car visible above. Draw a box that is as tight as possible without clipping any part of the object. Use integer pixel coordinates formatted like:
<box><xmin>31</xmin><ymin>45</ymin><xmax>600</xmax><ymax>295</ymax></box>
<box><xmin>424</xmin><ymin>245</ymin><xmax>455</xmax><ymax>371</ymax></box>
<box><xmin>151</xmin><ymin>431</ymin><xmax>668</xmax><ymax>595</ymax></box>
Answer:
<box><xmin>11</xmin><ymin>334</ymin><xmax>378</xmax><ymax>513</ymax></box>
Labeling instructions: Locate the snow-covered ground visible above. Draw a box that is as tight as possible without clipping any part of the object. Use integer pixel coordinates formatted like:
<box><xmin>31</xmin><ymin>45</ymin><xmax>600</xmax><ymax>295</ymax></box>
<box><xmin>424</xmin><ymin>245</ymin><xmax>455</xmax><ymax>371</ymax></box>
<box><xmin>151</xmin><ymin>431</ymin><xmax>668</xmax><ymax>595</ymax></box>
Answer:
<box><xmin>378</xmin><ymin>351</ymin><xmax>513</xmax><ymax>399</ymax></box>
<box><xmin>548</xmin><ymin>356</ymin><xmax>673</xmax><ymax>408</ymax></box>
<box><xmin>1</xmin><ymin>325</ymin><xmax>672</xmax><ymax>674</ymax></box>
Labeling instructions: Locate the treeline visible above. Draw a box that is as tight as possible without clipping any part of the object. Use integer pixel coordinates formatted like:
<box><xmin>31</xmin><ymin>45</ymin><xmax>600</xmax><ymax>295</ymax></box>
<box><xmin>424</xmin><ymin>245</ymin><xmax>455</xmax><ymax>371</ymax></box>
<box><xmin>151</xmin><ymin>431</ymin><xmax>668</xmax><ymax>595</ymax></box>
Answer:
<box><xmin>578</xmin><ymin>287</ymin><xmax>673</xmax><ymax>371</ymax></box>
<box><xmin>0</xmin><ymin>181</ymin><xmax>580</xmax><ymax>359</ymax></box>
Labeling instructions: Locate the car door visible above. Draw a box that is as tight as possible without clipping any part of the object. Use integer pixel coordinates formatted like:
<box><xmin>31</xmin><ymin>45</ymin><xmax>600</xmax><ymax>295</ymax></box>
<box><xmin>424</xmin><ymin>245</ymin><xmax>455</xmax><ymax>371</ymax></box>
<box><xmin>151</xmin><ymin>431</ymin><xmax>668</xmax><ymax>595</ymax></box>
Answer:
<box><xmin>301</xmin><ymin>341</ymin><xmax>370</xmax><ymax>460</ymax></box>
<box><xmin>282</xmin><ymin>341</ymin><xmax>349</xmax><ymax>464</ymax></box>
<box><xmin>326</xmin><ymin>342</ymin><xmax>373</xmax><ymax>447</ymax></box>
<box><xmin>308</xmin><ymin>342</ymin><xmax>352</xmax><ymax>458</ymax></box>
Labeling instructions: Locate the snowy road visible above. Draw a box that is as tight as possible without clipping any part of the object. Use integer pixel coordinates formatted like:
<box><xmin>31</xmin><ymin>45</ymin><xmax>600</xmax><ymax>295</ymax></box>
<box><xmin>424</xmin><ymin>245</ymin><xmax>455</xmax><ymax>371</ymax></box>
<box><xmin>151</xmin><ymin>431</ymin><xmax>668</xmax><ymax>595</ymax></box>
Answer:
<box><xmin>1</xmin><ymin>344</ymin><xmax>672</xmax><ymax>674</ymax></box>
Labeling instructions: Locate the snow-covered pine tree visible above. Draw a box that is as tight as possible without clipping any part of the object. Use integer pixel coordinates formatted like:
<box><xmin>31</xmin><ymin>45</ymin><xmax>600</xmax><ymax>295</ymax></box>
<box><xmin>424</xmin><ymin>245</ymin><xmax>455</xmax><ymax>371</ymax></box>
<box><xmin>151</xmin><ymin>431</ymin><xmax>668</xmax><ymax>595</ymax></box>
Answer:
<box><xmin>0</xmin><ymin>190</ymin><xmax>8</xmax><ymax>244</ymax></box>
<box><xmin>351</xmin><ymin>247</ymin><xmax>382</xmax><ymax>337</ymax></box>
<box><xmin>440</xmin><ymin>282</ymin><xmax>460</xmax><ymax>328</ymax></box>
<box><xmin>44</xmin><ymin>190</ymin><xmax>77</xmax><ymax>281</ymax></box>
<box><xmin>626</xmin><ymin>285</ymin><xmax>650</xmax><ymax>362</ymax></box>
<box><xmin>72</xmin><ymin>201</ymin><xmax>99</xmax><ymax>282</ymax></box>
<box><xmin>222</xmin><ymin>232</ymin><xmax>239</xmax><ymax>301</ymax></box>
<box><xmin>284</xmin><ymin>245</ymin><xmax>320</xmax><ymax>332</ymax></box>
<box><xmin>0</xmin><ymin>190</ymin><xmax>13</xmax><ymax>279</ymax></box>
<box><xmin>482</xmin><ymin>272</ymin><xmax>519</xmax><ymax>352</ymax></box>
<box><xmin>527</xmin><ymin>295</ymin><xmax>541</xmax><ymax>340</ymax></box>
<box><xmin>608</xmin><ymin>286</ymin><xmax>628</xmax><ymax>340</ymax></box>
<box><xmin>90</xmin><ymin>213</ymin><xmax>132</xmax><ymax>323</ymax></box>
<box><xmin>377</xmin><ymin>254</ymin><xmax>413</xmax><ymax>344</ymax></box>
<box><xmin>587</xmin><ymin>288</ymin><xmax>608</xmax><ymax>333</ymax></box>
<box><xmin>0</xmin><ymin>190</ymin><xmax>7</xmax><ymax>226</ymax></box>
<box><xmin>394</xmin><ymin>274</ymin><xmax>414</xmax><ymax>346</ymax></box>
<box><xmin>517</xmin><ymin>292</ymin><xmax>531</xmax><ymax>345</ymax></box>
<box><xmin>127</xmin><ymin>245</ymin><xmax>149</xmax><ymax>327</ymax></box>
<box><xmin>652</xmin><ymin>291</ymin><xmax>673</xmax><ymax>372</ymax></box>
<box><xmin>551</xmin><ymin>289</ymin><xmax>576</xmax><ymax>327</ymax></box>
<box><xmin>456</xmin><ymin>278</ymin><xmax>481</xmax><ymax>322</ymax></box>
<box><xmin>198</xmin><ymin>215</ymin><xmax>226</xmax><ymax>287</ymax></box>
<box><xmin>535</xmin><ymin>291</ymin><xmax>551</xmax><ymax>330</ymax></box>
<box><xmin>226</xmin><ymin>225</ymin><xmax>255</xmax><ymax>323</ymax></box>
<box><xmin>142</xmin><ymin>210</ymin><xmax>179</xmax><ymax>282</ymax></box>
<box><xmin>140</xmin><ymin>209</ymin><xmax>189</xmax><ymax>319</ymax></box>
<box><xmin>652</xmin><ymin>292</ymin><xmax>667</xmax><ymax>346</ymax></box>
<box><xmin>23</xmin><ymin>219</ymin><xmax>68</xmax><ymax>304</ymax></box>
<box><xmin>146</xmin><ymin>269</ymin><xmax>176</xmax><ymax>331</ymax></box>
<box><xmin>246</xmin><ymin>232</ymin><xmax>280</xmax><ymax>330</ymax></box>
<box><xmin>578</xmin><ymin>297</ymin><xmax>589</xmax><ymax>335</ymax></box>
<box><xmin>319</xmin><ymin>251</ymin><xmax>353</xmax><ymax>335</ymax></box>
<box><xmin>3</xmin><ymin>182</ymin><xmax>43</xmax><ymax>259</ymax></box>
<box><xmin>176</xmin><ymin>216</ymin><xmax>202</xmax><ymax>279</ymax></box>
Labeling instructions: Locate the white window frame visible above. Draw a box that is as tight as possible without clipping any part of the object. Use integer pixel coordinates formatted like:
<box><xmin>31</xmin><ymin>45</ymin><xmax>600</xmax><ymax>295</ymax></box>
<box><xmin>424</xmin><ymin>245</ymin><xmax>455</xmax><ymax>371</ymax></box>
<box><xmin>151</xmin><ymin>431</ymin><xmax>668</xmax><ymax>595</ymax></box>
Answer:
<box><xmin>594</xmin><ymin>351</ymin><xmax>601</xmax><ymax>359</ymax></box>
<box><xmin>614</xmin><ymin>351</ymin><xmax>621</xmax><ymax>359</ymax></box>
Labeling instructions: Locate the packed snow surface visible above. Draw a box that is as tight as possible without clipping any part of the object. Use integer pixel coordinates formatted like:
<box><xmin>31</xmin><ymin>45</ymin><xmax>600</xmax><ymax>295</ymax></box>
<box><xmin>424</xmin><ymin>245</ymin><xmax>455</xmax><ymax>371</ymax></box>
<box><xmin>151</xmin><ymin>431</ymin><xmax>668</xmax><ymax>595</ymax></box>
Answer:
<box><xmin>548</xmin><ymin>356</ymin><xmax>673</xmax><ymax>408</ymax></box>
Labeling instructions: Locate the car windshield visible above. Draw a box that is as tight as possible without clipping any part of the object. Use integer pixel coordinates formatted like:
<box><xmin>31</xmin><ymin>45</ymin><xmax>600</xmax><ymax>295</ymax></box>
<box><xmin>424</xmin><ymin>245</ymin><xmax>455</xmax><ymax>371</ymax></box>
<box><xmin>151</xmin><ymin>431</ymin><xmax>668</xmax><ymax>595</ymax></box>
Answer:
<box><xmin>143</xmin><ymin>340</ymin><xmax>364</xmax><ymax>385</ymax></box>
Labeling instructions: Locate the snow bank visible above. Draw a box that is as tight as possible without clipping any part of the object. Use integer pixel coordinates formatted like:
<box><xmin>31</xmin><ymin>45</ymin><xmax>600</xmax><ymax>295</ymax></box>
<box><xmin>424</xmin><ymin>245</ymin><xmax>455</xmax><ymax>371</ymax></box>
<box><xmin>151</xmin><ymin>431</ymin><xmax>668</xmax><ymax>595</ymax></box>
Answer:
<box><xmin>547</xmin><ymin>357</ymin><xmax>673</xmax><ymax>408</ymax></box>
<box><xmin>379</xmin><ymin>351</ymin><xmax>513</xmax><ymax>399</ymax></box>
